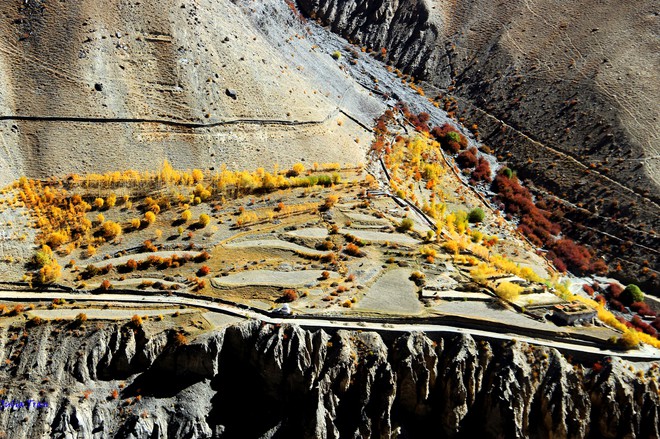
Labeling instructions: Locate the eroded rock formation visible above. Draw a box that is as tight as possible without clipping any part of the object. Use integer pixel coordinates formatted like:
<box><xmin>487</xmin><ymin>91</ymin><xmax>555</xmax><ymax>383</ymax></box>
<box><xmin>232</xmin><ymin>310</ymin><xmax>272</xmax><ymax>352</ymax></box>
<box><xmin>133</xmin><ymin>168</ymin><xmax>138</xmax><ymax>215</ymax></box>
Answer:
<box><xmin>0</xmin><ymin>321</ymin><xmax>657</xmax><ymax>438</ymax></box>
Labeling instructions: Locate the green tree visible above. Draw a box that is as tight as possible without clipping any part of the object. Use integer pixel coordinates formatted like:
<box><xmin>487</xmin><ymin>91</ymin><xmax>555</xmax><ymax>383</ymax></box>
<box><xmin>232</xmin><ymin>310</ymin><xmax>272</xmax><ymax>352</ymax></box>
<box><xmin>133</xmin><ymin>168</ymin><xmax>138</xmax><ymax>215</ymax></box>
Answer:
<box><xmin>468</xmin><ymin>208</ymin><xmax>485</xmax><ymax>223</ymax></box>
<box><xmin>622</xmin><ymin>284</ymin><xmax>644</xmax><ymax>304</ymax></box>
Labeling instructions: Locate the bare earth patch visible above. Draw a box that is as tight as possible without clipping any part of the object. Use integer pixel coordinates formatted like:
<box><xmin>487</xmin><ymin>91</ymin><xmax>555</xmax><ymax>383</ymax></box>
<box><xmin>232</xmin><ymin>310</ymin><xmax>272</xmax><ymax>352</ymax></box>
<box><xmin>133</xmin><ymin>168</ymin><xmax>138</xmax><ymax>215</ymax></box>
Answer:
<box><xmin>285</xmin><ymin>228</ymin><xmax>329</xmax><ymax>239</ymax></box>
<box><xmin>88</xmin><ymin>251</ymin><xmax>203</xmax><ymax>269</ymax></box>
<box><xmin>224</xmin><ymin>239</ymin><xmax>330</xmax><ymax>257</ymax></box>
<box><xmin>339</xmin><ymin>228</ymin><xmax>420</xmax><ymax>245</ymax></box>
<box><xmin>212</xmin><ymin>269</ymin><xmax>339</xmax><ymax>288</ymax></box>
<box><xmin>355</xmin><ymin>268</ymin><xmax>422</xmax><ymax>315</ymax></box>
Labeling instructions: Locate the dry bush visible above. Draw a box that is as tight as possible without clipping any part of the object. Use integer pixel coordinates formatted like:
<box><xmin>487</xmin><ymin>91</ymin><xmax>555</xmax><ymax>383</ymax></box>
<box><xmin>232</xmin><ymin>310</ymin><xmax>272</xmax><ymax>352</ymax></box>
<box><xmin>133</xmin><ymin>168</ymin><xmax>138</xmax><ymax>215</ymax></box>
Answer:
<box><xmin>410</xmin><ymin>271</ymin><xmax>426</xmax><ymax>286</ymax></box>
<box><xmin>397</xmin><ymin>218</ymin><xmax>414</xmax><ymax>232</ymax></box>
<box><xmin>316</xmin><ymin>239</ymin><xmax>335</xmax><ymax>251</ymax></box>
<box><xmin>8</xmin><ymin>304</ymin><xmax>25</xmax><ymax>316</ymax></box>
<box><xmin>27</xmin><ymin>316</ymin><xmax>43</xmax><ymax>327</ymax></box>
<box><xmin>74</xmin><ymin>313</ymin><xmax>88</xmax><ymax>326</ymax></box>
<box><xmin>344</xmin><ymin>243</ymin><xmax>363</xmax><ymax>257</ymax></box>
<box><xmin>181</xmin><ymin>210</ymin><xmax>192</xmax><ymax>222</ymax></box>
<box><xmin>172</xmin><ymin>332</ymin><xmax>188</xmax><ymax>346</ymax></box>
<box><xmin>194</xmin><ymin>251</ymin><xmax>211</xmax><ymax>262</ymax></box>
<box><xmin>420</xmin><ymin>246</ymin><xmax>437</xmax><ymax>258</ymax></box>
<box><xmin>321</xmin><ymin>195</ymin><xmax>339</xmax><ymax>211</ymax></box>
<box><xmin>142</xmin><ymin>240</ymin><xmax>158</xmax><ymax>252</ymax></box>
<box><xmin>45</xmin><ymin>231</ymin><xmax>68</xmax><ymax>248</ymax></box>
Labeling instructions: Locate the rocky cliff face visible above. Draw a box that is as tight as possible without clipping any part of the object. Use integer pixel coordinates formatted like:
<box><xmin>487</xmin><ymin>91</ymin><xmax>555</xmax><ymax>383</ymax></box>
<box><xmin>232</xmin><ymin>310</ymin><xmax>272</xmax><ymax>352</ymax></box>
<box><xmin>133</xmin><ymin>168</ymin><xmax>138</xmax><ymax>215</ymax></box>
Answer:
<box><xmin>296</xmin><ymin>0</ymin><xmax>660</xmax><ymax>291</ymax></box>
<box><xmin>0</xmin><ymin>321</ymin><xmax>657</xmax><ymax>438</ymax></box>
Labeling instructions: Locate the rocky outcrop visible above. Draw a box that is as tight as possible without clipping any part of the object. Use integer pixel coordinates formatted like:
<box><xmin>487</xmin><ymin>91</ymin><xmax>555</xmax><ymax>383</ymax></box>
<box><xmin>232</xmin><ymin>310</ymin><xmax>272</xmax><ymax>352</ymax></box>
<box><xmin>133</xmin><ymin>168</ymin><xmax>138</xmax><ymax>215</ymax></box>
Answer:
<box><xmin>0</xmin><ymin>321</ymin><xmax>658</xmax><ymax>438</ymax></box>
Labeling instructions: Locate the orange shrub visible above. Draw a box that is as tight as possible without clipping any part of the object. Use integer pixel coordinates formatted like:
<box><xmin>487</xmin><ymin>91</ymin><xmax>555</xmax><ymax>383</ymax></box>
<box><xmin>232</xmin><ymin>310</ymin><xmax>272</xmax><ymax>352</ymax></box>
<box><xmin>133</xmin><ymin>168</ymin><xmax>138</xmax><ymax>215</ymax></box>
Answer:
<box><xmin>281</xmin><ymin>289</ymin><xmax>298</xmax><ymax>302</ymax></box>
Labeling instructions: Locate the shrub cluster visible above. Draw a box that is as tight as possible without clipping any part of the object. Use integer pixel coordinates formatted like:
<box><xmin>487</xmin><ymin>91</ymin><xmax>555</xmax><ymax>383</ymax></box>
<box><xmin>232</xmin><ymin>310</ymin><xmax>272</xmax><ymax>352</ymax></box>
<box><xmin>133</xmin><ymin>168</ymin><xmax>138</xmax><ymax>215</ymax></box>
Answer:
<box><xmin>430</xmin><ymin>123</ymin><xmax>468</xmax><ymax>154</ymax></box>
<box><xmin>492</xmin><ymin>171</ymin><xmax>606</xmax><ymax>275</ymax></box>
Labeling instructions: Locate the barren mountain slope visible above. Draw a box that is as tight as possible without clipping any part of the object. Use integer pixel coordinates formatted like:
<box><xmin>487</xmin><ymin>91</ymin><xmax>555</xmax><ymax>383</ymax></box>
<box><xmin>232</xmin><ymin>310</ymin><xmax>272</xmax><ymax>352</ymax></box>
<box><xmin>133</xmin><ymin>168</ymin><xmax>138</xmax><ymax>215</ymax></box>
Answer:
<box><xmin>0</xmin><ymin>0</ymin><xmax>382</xmax><ymax>186</ymax></box>
<box><xmin>297</xmin><ymin>0</ymin><xmax>660</xmax><ymax>290</ymax></box>
<box><xmin>299</xmin><ymin>0</ymin><xmax>659</xmax><ymax>196</ymax></box>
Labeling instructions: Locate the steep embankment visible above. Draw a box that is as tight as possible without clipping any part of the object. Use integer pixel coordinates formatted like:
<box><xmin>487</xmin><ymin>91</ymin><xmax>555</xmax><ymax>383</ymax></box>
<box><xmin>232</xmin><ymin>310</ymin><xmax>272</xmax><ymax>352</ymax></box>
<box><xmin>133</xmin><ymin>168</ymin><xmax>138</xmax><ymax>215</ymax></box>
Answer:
<box><xmin>296</xmin><ymin>0</ymin><xmax>660</xmax><ymax>291</ymax></box>
<box><xmin>0</xmin><ymin>321</ymin><xmax>658</xmax><ymax>438</ymax></box>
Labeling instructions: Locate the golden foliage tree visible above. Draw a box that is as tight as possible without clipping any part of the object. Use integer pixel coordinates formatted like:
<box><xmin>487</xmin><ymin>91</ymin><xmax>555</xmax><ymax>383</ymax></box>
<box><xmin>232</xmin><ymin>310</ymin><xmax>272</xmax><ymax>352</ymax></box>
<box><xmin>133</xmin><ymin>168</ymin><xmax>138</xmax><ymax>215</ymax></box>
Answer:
<box><xmin>144</xmin><ymin>211</ymin><xmax>156</xmax><ymax>225</ymax></box>
<box><xmin>198</xmin><ymin>213</ymin><xmax>210</xmax><ymax>228</ymax></box>
<box><xmin>495</xmin><ymin>281</ymin><xmax>523</xmax><ymax>301</ymax></box>
<box><xmin>102</xmin><ymin>221</ymin><xmax>122</xmax><ymax>240</ymax></box>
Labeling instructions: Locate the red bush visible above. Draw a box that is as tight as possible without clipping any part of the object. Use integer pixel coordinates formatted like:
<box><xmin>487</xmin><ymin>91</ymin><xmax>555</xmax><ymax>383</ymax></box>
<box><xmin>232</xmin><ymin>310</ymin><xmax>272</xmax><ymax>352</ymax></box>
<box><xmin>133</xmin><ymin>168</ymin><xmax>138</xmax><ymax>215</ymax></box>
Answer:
<box><xmin>631</xmin><ymin>315</ymin><xmax>657</xmax><ymax>337</ymax></box>
<box><xmin>430</xmin><ymin>123</ymin><xmax>467</xmax><ymax>153</ymax></box>
<box><xmin>631</xmin><ymin>301</ymin><xmax>656</xmax><ymax>317</ymax></box>
<box><xmin>652</xmin><ymin>317</ymin><xmax>660</xmax><ymax>332</ymax></box>
<box><xmin>198</xmin><ymin>265</ymin><xmax>210</xmax><ymax>276</ymax></box>
<box><xmin>549</xmin><ymin>239</ymin><xmax>593</xmax><ymax>276</ymax></box>
<box><xmin>456</xmin><ymin>148</ymin><xmax>478</xmax><ymax>169</ymax></box>
<box><xmin>609</xmin><ymin>299</ymin><xmax>625</xmax><ymax>312</ymax></box>
<box><xmin>471</xmin><ymin>158</ymin><xmax>492</xmax><ymax>183</ymax></box>
<box><xmin>609</xmin><ymin>283</ymin><xmax>624</xmax><ymax>298</ymax></box>
<box><xmin>616</xmin><ymin>316</ymin><xmax>633</xmax><ymax>328</ymax></box>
